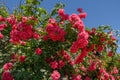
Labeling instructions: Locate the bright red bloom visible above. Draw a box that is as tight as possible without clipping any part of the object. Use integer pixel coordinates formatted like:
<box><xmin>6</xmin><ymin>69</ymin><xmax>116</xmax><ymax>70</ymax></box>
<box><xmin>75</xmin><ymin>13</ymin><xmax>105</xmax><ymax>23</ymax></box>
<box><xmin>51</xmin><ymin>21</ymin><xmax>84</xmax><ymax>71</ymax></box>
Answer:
<box><xmin>77</xmin><ymin>38</ymin><xmax>88</xmax><ymax>49</ymax></box>
<box><xmin>10</xmin><ymin>22</ymin><xmax>34</xmax><ymax>44</ymax></box>
<box><xmin>46</xmin><ymin>24</ymin><xmax>66</xmax><ymax>41</ymax></box>
<box><xmin>22</xmin><ymin>16</ymin><xmax>28</xmax><ymax>23</ymax></box>
<box><xmin>3</xmin><ymin>62</ymin><xmax>13</xmax><ymax>71</ymax></box>
<box><xmin>51</xmin><ymin>70</ymin><xmax>61</xmax><ymax>80</ymax></box>
<box><xmin>19</xmin><ymin>55</ymin><xmax>26</xmax><ymax>63</ymax></box>
<box><xmin>35</xmin><ymin>48</ymin><xmax>42</xmax><ymax>55</ymax></box>
<box><xmin>78</xmin><ymin>31</ymin><xmax>89</xmax><ymax>39</ymax></box>
<box><xmin>70</xmin><ymin>32</ymin><xmax>89</xmax><ymax>53</ymax></box>
<box><xmin>75</xmin><ymin>49</ymin><xmax>88</xmax><ymax>64</ymax></box>
<box><xmin>77</xmin><ymin>32</ymin><xmax>89</xmax><ymax>48</ymax></box>
<box><xmin>2</xmin><ymin>71</ymin><xmax>14</xmax><ymax>80</ymax></box>
<box><xmin>50</xmin><ymin>61</ymin><xmax>58</xmax><ymax>69</ymax></box>
<box><xmin>7</xmin><ymin>15</ymin><xmax>17</xmax><ymax>25</ymax></box>
<box><xmin>69</xmin><ymin>14</ymin><xmax>80</xmax><ymax>23</ymax></box>
<box><xmin>58</xmin><ymin>9</ymin><xmax>69</xmax><ymax>20</ymax></box>
<box><xmin>33</xmin><ymin>32</ymin><xmax>40</xmax><ymax>40</ymax></box>
<box><xmin>73</xmin><ymin>21</ymin><xmax>85</xmax><ymax>32</ymax></box>
<box><xmin>58</xmin><ymin>9</ymin><xmax>65</xmax><ymax>16</ymax></box>
<box><xmin>78</xmin><ymin>12</ymin><xmax>87</xmax><ymax>19</ymax></box>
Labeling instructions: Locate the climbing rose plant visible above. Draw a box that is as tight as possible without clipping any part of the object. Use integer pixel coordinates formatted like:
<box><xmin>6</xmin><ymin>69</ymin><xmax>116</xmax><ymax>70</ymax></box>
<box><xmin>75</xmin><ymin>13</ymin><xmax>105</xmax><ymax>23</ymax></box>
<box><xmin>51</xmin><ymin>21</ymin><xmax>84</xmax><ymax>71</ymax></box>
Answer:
<box><xmin>0</xmin><ymin>0</ymin><xmax>120</xmax><ymax>80</ymax></box>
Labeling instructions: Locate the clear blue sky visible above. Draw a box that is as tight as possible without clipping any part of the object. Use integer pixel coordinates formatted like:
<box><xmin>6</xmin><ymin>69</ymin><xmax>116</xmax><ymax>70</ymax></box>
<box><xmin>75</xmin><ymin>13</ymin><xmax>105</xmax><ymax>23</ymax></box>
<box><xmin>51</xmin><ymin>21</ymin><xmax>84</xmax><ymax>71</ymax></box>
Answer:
<box><xmin>1</xmin><ymin>0</ymin><xmax>120</xmax><ymax>52</ymax></box>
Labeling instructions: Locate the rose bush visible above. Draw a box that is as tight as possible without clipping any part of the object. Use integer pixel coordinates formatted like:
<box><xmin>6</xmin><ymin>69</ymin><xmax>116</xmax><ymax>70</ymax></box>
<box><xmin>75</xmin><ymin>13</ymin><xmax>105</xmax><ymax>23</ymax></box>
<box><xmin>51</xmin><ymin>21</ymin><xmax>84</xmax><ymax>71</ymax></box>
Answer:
<box><xmin>0</xmin><ymin>0</ymin><xmax>120</xmax><ymax>80</ymax></box>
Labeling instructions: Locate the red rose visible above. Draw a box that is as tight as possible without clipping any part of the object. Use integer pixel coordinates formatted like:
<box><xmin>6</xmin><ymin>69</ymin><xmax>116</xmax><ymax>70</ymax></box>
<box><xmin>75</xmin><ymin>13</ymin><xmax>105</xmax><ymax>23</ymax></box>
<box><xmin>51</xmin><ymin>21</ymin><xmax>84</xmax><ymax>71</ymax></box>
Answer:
<box><xmin>35</xmin><ymin>48</ymin><xmax>42</xmax><ymax>55</ymax></box>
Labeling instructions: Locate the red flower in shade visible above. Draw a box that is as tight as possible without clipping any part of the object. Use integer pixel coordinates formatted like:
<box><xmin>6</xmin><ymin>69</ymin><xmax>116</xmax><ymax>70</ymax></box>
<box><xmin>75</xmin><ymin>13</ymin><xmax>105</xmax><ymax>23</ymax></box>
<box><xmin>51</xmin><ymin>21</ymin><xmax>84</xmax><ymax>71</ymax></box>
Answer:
<box><xmin>58</xmin><ymin>60</ymin><xmax>65</xmax><ymax>68</ymax></box>
<box><xmin>19</xmin><ymin>55</ymin><xmax>26</xmax><ymax>63</ymax></box>
<box><xmin>110</xmin><ymin>36</ymin><xmax>116</xmax><ymax>41</ymax></box>
<box><xmin>35</xmin><ymin>48</ymin><xmax>42</xmax><ymax>55</ymax></box>
<box><xmin>88</xmin><ymin>61</ymin><xmax>97</xmax><ymax>71</ymax></box>
<box><xmin>80</xmin><ymin>65</ymin><xmax>87</xmax><ymax>72</ymax></box>
<box><xmin>61</xmin><ymin>50</ymin><xmax>71</xmax><ymax>61</ymax></box>
<box><xmin>2</xmin><ymin>71</ymin><xmax>14</xmax><ymax>80</ymax></box>
<box><xmin>97</xmin><ymin>45</ymin><xmax>104</xmax><ymax>52</ymax></box>
<box><xmin>43</xmin><ymin>35</ymin><xmax>49</xmax><ymax>41</ymax></box>
<box><xmin>100</xmin><ymin>37</ymin><xmax>106</xmax><ymax>42</ymax></box>
<box><xmin>0</xmin><ymin>15</ymin><xmax>6</xmax><ymax>21</ymax></box>
<box><xmin>108</xmin><ymin>51</ymin><xmax>113</xmax><ymax>57</ymax></box>
<box><xmin>51</xmin><ymin>70</ymin><xmax>61</xmax><ymax>80</ymax></box>
<box><xmin>72</xmin><ymin>74</ymin><xmax>82</xmax><ymax>80</ymax></box>
<box><xmin>50</xmin><ymin>61</ymin><xmax>58</xmax><ymax>69</ymax></box>
<box><xmin>70</xmin><ymin>42</ymin><xmax>79</xmax><ymax>53</ymax></box>
<box><xmin>103</xmin><ymin>72</ymin><xmax>109</xmax><ymax>80</ymax></box>
<box><xmin>85</xmin><ymin>76</ymin><xmax>91</xmax><ymax>80</ymax></box>
<box><xmin>75</xmin><ymin>49</ymin><xmax>88</xmax><ymax>64</ymax></box>
<box><xmin>77</xmin><ymin>8</ymin><xmax>83</xmax><ymax>13</ymax></box>
<box><xmin>87</xmin><ymin>44</ymin><xmax>95</xmax><ymax>52</ymax></box>
<box><xmin>3</xmin><ymin>62</ymin><xmax>13</xmax><ymax>71</ymax></box>
<box><xmin>0</xmin><ymin>23</ymin><xmax>7</xmax><ymax>31</ymax></box>
<box><xmin>0</xmin><ymin>33</ymin><xmax>4</xmax><ymax>39</ymax></box>
<box><xmin>113</xmin><ymin>67</ymin><xmax>119</xmax><ymax>74</ymax></box>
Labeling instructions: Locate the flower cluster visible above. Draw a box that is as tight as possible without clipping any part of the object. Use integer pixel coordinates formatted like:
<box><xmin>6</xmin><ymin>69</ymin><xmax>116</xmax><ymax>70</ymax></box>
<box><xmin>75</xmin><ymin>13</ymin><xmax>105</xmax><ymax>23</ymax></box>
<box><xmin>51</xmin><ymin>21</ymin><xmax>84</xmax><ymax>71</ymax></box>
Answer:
<box><xmin>0</xmin><ymin>6</ymin><xmax>119</xmax><ymax>80</ymax></box>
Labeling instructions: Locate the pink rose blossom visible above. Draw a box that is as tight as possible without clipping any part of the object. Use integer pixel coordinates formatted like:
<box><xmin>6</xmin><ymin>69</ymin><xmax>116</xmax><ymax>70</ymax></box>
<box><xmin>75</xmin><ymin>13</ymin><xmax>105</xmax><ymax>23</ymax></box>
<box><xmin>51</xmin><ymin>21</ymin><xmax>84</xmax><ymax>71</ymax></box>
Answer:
<box><xmin>50</xmin><ymin>61</ymin><xmax>58</xmax><ymax>69</ymax></box>
<box><xmin>3</xmin><ymin>62</ymin><xmax>13</xmax><ymax>71</ymax></box>
<box><xmin>0</xmin><ymin>33</ymin><xmax>4</xmax><ymax>39</ymax></box>
<box><xmin>51</xmin><ymin>70</ymin><xmax>61</xmax><ymax>80</ymax></box>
